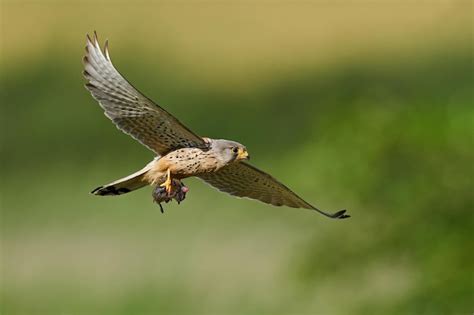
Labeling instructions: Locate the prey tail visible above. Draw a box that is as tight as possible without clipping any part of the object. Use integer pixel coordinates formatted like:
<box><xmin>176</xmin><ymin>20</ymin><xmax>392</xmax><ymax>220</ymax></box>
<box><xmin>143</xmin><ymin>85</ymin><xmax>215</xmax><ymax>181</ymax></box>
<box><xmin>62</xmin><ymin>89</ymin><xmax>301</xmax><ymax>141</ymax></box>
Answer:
<box><xmin>91</xmin><ymin>160</ymin><xmax>155</xmax><ymax>196</ymax></box>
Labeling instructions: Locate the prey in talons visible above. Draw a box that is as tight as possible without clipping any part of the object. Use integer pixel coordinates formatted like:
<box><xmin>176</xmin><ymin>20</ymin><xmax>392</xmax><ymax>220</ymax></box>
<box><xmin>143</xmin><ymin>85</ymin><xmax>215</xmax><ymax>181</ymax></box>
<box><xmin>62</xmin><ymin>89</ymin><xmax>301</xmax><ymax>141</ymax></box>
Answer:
<box><xmin>152</xmin><ymin>179</ymin><xmax>189</xmax><ymax>213</ymax></box>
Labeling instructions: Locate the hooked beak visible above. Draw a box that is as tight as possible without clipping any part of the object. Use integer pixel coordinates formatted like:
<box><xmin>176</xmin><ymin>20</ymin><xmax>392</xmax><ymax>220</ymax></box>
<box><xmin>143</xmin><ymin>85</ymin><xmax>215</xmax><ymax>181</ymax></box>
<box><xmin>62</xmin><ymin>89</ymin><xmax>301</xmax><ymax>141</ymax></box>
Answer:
<box><xmin>237</xmin><ymin>148</ymin><xmax>250</xmax><ymax>160</ymax></box>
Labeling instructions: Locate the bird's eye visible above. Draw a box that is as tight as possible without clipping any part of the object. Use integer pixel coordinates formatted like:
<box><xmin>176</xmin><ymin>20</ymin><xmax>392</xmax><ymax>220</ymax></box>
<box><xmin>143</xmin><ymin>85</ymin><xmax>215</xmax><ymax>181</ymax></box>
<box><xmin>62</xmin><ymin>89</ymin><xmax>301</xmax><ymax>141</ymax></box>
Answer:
<box><xmin>232</xmin><ymin>147</ymin><xmax>239</xmax><ymax>153</ymax></box>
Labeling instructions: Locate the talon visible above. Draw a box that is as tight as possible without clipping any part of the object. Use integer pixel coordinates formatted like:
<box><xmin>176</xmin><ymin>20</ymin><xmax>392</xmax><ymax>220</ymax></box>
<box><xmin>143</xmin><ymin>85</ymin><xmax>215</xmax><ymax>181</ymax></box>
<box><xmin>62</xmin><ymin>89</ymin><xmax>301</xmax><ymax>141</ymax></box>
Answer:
<box><xmin>159</xmin><ymin>169</ymin><xmax>173</xmax><ymax>194</ymax></box>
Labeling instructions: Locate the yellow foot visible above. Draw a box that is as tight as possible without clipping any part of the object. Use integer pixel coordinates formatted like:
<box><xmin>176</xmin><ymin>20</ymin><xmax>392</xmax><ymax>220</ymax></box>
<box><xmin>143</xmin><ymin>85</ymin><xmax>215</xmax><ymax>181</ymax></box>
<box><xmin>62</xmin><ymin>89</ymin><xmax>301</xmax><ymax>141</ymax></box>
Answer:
<box><xmin>160</xmin><ymin>169</ymin><xmax>172</xmax><ymax>194</ymax></box>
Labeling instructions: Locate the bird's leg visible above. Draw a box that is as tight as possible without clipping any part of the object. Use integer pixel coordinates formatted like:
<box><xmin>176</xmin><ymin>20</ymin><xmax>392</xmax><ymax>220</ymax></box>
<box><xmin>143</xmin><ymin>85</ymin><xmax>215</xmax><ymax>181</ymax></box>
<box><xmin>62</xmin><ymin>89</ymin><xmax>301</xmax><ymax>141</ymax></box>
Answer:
<box><xmin>159</xmin><ymin>169</ymin><xmax>173</xmax><ymax>194</ymax></box>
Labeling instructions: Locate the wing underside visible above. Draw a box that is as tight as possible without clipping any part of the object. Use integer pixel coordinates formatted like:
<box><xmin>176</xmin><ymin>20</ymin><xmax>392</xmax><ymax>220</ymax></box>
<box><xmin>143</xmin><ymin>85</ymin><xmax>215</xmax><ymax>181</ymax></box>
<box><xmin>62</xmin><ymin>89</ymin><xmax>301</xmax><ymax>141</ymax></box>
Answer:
<box><xmin>83</xmin><ymin>32</ymin><xmax>208</xmax><ymax>156</ymax></box>
<box><xmin>199</xmin><ymin>162</ymin><xmax>349</xmax><ymax>219</ymax></box>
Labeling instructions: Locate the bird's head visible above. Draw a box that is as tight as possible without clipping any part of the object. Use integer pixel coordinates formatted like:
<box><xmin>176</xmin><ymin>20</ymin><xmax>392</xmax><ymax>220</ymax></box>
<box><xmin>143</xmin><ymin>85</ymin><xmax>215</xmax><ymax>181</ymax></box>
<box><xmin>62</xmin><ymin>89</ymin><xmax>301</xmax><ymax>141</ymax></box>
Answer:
<box><xmin>210</xmin><ymin>139</ymin><xmax>250</xmax><ymax>163</ymax></box>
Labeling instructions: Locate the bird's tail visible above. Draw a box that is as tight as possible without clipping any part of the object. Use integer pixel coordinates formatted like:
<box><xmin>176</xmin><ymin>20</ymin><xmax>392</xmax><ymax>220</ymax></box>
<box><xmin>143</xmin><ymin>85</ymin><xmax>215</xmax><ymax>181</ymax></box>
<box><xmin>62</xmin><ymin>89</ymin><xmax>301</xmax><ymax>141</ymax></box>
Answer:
<box><xmin>91</xmin><ymin>160</ymin><xmax>155</xmax><ymax>196</ymax></box>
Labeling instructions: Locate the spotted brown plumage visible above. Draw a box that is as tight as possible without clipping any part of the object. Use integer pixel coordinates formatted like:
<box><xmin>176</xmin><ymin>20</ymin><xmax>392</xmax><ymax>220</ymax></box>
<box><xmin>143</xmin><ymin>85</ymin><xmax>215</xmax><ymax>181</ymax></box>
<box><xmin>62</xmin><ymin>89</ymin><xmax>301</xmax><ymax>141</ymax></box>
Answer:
<box><xmin>198</xmin><ymin>163</ymin><xmax>349</xmax><ymax>218</ymax></box>
<box><xmin>84</xmin><ymin>32</ymin><xmax>349</xmax><ymax>219</ymax></box>
<box><xmin>143</xmin><ymin>147</ymin><xmax>222</xmax><ymax>184</ymax></box>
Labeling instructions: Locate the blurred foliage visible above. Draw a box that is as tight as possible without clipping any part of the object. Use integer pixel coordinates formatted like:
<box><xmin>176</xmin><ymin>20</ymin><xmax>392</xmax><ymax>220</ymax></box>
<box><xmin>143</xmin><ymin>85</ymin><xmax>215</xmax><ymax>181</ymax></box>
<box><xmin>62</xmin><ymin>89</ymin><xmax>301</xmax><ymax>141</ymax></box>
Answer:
<box><xmin>1</xmin><ymin>1</ymin><xmax>473</xmax><ymax>315</ymax></box>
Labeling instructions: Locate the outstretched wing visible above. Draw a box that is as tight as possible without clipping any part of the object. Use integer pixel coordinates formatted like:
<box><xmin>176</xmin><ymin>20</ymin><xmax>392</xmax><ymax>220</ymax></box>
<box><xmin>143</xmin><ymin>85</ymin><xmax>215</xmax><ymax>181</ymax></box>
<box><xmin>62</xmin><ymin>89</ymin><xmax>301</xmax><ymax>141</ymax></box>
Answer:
<box><xmin>199</xmin><ymin>162</ymin><xmax>349</xmax><ymax>219</ymax></box>
<box><xmin>83</xmin><ymin>32</ymin><xmax>208</xmax><ymax>156</ymax></box>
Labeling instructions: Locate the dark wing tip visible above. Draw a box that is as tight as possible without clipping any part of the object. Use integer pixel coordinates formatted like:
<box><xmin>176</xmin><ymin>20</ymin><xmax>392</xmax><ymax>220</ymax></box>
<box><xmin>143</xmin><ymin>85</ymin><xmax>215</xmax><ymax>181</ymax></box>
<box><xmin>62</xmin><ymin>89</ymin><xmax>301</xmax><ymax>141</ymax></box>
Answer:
<box><xmin>311</xmin><ymin>206</ymin><xmax>350</xmax><ymax>219</ymax></box>
<box><xmin>330</xmin><ymin>209</ymin><xmax>350</xmax><ymax>219</ymax></box>
<box><xmin>91</xmin><ymin>186</ymin><xmax>104</xmax><ymax>195</ymax></box>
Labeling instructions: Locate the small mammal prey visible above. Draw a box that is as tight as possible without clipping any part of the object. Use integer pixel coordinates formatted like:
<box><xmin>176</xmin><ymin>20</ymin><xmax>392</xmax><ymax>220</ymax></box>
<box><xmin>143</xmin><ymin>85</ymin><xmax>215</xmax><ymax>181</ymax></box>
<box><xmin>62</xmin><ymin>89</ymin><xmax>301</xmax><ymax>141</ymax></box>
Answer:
<box><xmin>152</xmin><ymin>179</ymin><xmax>189</xmax><ymax>213</ymax></box>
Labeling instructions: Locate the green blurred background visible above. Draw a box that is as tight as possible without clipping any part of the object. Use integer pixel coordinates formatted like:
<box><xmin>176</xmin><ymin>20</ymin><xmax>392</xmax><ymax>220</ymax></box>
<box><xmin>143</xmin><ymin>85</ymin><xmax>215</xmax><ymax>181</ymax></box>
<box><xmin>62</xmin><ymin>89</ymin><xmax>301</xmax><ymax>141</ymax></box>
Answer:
<box><xmin>1</xmin><ymin>1</ymin><xmax>473</xmax><ymax>314</ymax></box>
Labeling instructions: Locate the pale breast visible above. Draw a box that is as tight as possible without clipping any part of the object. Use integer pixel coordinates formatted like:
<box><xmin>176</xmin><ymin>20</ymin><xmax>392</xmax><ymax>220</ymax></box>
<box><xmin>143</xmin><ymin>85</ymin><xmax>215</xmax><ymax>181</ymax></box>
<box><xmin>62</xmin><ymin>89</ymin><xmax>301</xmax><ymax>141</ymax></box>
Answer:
<box><xmin>159</xmin><ymin>148</ymin><xmax>224</xmax><ymax>178</ymax></box>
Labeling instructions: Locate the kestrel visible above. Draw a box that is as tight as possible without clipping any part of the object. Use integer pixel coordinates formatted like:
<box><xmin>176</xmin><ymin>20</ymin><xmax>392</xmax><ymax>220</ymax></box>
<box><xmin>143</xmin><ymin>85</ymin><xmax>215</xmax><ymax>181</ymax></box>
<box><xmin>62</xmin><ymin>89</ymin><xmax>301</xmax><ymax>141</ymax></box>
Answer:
<box><xmin>83</xmin><ymin>32</ymin><xmax>349</xmax><ymax>219</ymax></box>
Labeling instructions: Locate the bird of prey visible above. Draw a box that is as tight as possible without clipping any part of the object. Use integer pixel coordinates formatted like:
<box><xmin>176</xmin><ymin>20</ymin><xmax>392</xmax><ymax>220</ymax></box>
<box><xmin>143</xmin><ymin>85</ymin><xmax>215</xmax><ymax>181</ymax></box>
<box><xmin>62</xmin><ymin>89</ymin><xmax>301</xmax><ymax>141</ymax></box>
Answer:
<box><xmin>83</xmin><ymin>32</ymin><xmax>349</xmax><ymax>219</ymax></box>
